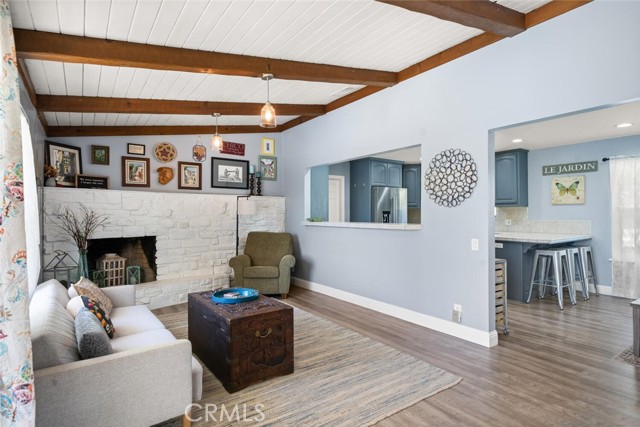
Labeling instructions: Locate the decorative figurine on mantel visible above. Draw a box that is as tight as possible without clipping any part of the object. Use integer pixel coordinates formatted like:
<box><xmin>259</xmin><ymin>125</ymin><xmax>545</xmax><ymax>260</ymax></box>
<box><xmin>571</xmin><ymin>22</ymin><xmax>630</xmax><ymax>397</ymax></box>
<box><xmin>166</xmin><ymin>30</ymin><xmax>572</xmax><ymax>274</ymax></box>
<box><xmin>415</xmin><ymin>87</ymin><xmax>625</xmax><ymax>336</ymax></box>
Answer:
<box><xmin>44</xmin><ymin>165</ymin><xmax>58</xmax><ymax>187</ymax></box>
<box><xmin>53</xmin><ymin>206</ymin><xmax>108</xmax><ymax>280</ymax></box>
<box><xmin>256</xmin><ymin>171</ymin><xmax>263</xmax><ymax>196</ymax></box>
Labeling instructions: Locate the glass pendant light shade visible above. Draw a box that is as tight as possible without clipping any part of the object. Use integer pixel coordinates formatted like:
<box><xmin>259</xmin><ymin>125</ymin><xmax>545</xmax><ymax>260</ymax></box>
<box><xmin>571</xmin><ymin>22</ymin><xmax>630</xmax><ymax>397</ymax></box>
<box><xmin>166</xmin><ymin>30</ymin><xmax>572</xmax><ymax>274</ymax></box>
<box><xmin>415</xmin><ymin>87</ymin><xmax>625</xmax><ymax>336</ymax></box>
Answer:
<box><xmin>211</xmin><ymin>133</ymin><xmax>223</xmax><ymax>151</ymax></box>
<box><xmin>211</xmin><ymin>113</ymin><xmax>223</xmax><ymax>151</ymax></box>
<box><xmin>260</xmin><ymin>73</ymin><xmax>277</xmax><ymax>128</ymax></box>
<box><xmin>260</xmin><ymin>101</ymin><xmax>277</xmax><ymax>128</ymax></box>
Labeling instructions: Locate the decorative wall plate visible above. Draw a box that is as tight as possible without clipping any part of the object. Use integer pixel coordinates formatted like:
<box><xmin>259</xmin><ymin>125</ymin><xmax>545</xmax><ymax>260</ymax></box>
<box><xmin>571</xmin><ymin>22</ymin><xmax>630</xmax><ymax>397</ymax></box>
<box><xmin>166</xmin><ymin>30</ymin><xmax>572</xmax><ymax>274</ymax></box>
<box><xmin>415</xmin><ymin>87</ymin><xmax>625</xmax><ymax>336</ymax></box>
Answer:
<box><xmin>154</xmin><ymin>142</ymin><xmax>177</xmax><ymax>163</ymax></box>
<box><xmin>157</xmin><ymin>167</ymin><xmax>174</xmax><ymax>185</ymax></box>
<box><xmin>424</xmin><ymin>148</ymin><xmax>478</xmax><ymax>207</ymax></box>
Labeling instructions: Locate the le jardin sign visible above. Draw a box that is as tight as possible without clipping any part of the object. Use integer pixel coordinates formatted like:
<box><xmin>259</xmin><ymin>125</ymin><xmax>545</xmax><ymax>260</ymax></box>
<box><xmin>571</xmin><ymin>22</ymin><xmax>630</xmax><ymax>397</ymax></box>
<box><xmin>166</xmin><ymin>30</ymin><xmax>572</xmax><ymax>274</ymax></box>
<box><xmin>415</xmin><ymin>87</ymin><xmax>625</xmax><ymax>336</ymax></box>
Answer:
<box><xmin>542</xmin><ymin>161</ymin><xmax>598</xmax><ymax>176</ymax></box>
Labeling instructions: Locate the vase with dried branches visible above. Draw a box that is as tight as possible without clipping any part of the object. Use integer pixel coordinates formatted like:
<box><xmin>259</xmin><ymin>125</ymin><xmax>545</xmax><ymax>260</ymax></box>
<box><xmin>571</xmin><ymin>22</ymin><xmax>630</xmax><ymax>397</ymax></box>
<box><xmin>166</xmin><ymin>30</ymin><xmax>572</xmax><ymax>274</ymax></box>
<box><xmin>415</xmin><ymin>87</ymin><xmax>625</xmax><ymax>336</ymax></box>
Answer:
<box><xmin>54</xmin><ymin>206</ymin><xmax>108</xmax><ymax>280</ymax></box>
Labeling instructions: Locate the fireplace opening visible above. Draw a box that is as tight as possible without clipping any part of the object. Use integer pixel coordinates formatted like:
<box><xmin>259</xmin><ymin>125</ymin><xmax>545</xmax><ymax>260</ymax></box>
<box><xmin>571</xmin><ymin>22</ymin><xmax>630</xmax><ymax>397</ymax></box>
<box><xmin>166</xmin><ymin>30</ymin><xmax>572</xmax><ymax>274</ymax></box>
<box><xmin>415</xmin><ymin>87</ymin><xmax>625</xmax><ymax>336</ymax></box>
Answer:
<box><xmin>87</xmin><ymin>236</ymin><xmax>157</xmax><ymax>284</ymax></box>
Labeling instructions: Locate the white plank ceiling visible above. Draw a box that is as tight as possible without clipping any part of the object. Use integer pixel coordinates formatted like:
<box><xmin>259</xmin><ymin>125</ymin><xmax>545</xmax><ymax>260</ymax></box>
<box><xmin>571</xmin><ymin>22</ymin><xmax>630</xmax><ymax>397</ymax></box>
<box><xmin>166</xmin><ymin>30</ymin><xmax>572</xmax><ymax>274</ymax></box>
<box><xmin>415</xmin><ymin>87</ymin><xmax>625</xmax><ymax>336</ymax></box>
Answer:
<box><xmin>9</xmin><ymin>0</ymin><xmax>553</xmax><ymax>130</ymax></box>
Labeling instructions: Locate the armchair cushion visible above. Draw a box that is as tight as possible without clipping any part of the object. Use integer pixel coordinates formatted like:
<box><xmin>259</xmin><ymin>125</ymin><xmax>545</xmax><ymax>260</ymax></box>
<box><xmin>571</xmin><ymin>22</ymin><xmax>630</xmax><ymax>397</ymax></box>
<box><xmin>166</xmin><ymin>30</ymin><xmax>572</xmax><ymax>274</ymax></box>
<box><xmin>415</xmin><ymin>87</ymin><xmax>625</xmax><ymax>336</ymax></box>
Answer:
<box><xmin>244</xmin><ymin>266</ymin><xmax>279</xmax><ymax>278</ymax></box>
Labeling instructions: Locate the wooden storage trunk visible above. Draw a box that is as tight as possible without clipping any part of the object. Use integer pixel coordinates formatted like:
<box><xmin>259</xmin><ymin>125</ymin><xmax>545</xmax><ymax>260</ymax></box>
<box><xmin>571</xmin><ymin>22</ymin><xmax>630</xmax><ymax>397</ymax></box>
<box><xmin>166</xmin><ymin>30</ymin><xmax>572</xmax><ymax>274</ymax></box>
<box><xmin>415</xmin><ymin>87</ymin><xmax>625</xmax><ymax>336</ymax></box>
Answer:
<box><xmin>188</xmin><ymin>292</ymin><xmax>294</xmax><ymax>393</ymax></box>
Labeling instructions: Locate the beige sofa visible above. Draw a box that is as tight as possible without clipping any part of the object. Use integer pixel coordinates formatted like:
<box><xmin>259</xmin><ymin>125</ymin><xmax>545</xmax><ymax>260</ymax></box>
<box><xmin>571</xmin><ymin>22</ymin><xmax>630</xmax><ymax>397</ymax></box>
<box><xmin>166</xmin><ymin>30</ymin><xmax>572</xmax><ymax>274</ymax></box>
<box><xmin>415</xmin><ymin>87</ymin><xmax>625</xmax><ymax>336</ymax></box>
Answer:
<box><xmin>30</xmin><ymin>279</ymin><xmax>202</xmax><ymax>427</ymax></box>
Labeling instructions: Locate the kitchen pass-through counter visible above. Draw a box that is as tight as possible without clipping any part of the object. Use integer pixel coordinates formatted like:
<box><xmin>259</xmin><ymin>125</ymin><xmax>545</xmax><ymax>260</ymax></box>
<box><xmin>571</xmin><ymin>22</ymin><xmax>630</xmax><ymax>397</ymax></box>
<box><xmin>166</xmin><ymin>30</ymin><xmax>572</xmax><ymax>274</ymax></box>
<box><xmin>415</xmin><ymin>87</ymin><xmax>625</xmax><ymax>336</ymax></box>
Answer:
<box><xmin>495</xmin><ymin>232</ymin><xmax>592</xmax><ymax>302</ymax></box>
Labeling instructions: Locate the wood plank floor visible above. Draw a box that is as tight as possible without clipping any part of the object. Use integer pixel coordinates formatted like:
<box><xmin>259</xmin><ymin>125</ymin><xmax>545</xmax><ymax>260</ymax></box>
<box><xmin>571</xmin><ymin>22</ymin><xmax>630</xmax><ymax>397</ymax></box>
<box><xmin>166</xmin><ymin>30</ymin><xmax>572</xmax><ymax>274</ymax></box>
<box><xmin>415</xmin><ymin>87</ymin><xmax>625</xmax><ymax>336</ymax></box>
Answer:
<box><xmin>156</xmin><ymin>288</ymin><xmax>640</xmax><ymax>426</ymax></box>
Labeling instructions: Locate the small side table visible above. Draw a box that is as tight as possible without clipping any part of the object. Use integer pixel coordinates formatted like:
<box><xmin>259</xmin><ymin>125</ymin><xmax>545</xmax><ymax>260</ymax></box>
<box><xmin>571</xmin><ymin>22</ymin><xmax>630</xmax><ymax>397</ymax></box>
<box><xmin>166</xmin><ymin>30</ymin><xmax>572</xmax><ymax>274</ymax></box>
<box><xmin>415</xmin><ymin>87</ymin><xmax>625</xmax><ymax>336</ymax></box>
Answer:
<box><xmin>632</xmin><ymin>298</ymin><xmax>640</xmax><ymax>356</ymax></box>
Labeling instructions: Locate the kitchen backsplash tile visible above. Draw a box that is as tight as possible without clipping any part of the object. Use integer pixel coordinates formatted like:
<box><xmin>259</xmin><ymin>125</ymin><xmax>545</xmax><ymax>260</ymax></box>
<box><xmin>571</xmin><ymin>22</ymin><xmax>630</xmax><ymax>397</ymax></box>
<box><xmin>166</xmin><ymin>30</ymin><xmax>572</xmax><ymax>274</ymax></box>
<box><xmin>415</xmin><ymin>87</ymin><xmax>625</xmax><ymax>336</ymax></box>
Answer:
<box><xmin>495</xmin><ymin>207</ymin><xmax>591</xmax><ymax>234</ymax></box>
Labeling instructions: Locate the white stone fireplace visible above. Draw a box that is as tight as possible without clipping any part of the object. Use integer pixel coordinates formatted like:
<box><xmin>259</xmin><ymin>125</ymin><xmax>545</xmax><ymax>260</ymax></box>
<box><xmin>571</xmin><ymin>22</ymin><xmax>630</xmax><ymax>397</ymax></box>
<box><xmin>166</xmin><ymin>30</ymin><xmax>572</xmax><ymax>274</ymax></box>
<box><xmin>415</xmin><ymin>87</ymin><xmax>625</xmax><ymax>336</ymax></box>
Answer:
<box><xmin>42</xmin><ymin>188</ymin><xmax>285</xmax><ymax>308</ymax></box>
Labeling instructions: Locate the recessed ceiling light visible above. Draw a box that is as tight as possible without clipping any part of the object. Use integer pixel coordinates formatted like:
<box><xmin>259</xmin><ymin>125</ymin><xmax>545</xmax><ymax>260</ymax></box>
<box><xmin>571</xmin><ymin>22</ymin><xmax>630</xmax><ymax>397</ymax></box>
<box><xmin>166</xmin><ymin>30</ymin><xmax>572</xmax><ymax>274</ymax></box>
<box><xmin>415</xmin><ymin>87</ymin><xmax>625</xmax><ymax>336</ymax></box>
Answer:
<box><xmin>512</xmin><ymin>138</ymin><xmax>523</xmax><ymax>143</ymax></box>
<box><xmin>616</xmin><ymin>122</ymin><xmax>633</xmax><ymax>128</ymax></box>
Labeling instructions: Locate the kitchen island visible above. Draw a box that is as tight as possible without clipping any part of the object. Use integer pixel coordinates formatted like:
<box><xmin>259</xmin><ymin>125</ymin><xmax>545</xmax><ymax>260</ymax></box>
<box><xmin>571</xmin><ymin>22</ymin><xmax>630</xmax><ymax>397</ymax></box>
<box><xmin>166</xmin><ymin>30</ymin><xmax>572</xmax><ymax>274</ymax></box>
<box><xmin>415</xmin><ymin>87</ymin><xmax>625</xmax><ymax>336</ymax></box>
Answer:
<box><xmin>495</xmin><ymin>232</ymin><xmax>592</xmax><ymax>302</ymax></box>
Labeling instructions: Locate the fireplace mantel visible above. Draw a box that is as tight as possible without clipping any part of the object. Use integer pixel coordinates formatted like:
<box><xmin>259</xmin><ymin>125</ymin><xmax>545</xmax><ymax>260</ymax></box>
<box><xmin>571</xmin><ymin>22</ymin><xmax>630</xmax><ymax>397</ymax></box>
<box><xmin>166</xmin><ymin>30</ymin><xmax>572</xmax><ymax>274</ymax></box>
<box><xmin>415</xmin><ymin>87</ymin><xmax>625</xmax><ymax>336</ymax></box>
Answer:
<box><xmin>42</xmin><ymin>188</ymin><xmax>286</xmax><ymax>308</ymax></box>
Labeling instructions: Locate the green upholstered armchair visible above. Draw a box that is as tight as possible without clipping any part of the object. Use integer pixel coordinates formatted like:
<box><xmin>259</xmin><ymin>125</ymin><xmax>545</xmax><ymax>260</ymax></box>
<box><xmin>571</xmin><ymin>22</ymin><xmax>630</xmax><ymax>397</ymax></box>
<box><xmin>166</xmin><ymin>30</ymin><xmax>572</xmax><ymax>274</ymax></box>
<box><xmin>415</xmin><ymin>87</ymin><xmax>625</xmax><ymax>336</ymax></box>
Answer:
<box><xmin>229</xmin><ymin>232</ymin><xmax>296</xmax><ymax>298</ymax></box>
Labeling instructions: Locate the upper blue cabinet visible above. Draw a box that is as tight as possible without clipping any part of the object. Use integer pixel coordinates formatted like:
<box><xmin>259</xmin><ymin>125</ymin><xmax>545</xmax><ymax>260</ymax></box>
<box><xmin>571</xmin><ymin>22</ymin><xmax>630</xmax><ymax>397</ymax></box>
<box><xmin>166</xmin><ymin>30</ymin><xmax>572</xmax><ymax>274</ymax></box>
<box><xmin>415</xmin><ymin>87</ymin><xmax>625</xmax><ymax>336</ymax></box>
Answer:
<box><xmin>402</xmin><ymin>164</ymin><xmax>421</xmax><ymax>208</ymax></box>
<box><xmin>495</xmin><ymin>149</ymin><xmax>528</xmax><ymax>206</ymax></box>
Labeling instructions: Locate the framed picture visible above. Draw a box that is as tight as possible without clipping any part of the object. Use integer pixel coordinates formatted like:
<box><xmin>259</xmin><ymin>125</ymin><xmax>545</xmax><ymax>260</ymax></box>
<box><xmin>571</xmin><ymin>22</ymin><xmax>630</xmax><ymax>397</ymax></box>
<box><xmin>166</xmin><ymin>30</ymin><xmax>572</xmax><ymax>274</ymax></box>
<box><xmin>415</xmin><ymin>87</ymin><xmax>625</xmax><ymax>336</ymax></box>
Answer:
<box><xmin>121</xmin><ymin>156</ymin><xmax>150</xmax><ymax>187</ymax></box>
<box><xmin>258</xmin><ymin>155</ymin><xmax>277</xmax><ymax>181</ymax></box>
<box><xmin>551</xmin><ymin>175</ymin><xmax>585</xmax><ymax>205</ymax></box>
<box><xmin>76</xmin><ymin>174</ymin><xmax>109</xmax><ymax>189</ymax></box>
<box><xmin>91</xmin><ymin>145</ymin><xmax>109</xmax><ymax>165</ymax></box>
<box><xmin>261</xmin><ymin>138</ymin><xmax>275</xmax><ymax>156</ymax></box>
<box><xmin>46</xmin><ymin>140</ymin><xmax>82</xmax><ymax>187</ymax></box>
<box><xmin>211</xmin><ymin>157</ymin><xmax>249</xmax><ymax>189</ymax></box>
<box><xmin>127</xmin><ymin>143</ymin><xmax>146</xmax><ymax>155</ymax></box>
<box><xmin>178</xmin><ymin>161</ymin><xmax>202</xmax><ymax>190</ymax></box>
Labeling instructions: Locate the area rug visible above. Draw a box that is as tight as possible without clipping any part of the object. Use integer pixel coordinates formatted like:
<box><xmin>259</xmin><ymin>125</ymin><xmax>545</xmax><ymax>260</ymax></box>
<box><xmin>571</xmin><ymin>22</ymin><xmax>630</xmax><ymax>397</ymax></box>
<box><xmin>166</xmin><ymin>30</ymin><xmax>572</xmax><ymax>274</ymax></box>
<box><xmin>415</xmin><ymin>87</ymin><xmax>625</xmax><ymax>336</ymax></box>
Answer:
<box><xmin>156</xmin><ymin>307</ymin><xmax>461</xmax><ymax>426</ymax></box>
<box><xmin>614</xmin><ymin>346</ymin><xmax>640</xmax><ymax>367</ymax></box>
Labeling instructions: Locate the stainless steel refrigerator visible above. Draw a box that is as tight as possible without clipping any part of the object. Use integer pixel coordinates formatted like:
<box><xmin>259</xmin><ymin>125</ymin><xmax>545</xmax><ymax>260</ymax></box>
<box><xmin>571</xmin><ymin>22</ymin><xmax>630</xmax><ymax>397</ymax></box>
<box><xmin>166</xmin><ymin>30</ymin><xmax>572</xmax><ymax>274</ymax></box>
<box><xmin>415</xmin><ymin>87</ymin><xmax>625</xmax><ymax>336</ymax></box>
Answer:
<box><xmin>371</xmin><ymin>187</ymin><xmax>408</xmax><ymax>224</ymax></box>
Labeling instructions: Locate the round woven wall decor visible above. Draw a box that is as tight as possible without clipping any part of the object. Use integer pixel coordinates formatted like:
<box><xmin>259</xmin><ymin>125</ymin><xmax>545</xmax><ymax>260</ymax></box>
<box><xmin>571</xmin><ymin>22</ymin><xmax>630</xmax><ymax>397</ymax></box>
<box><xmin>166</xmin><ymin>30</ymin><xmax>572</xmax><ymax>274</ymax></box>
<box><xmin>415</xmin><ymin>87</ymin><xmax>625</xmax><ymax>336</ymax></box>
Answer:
<box><xmin>154</xmin><ymin>142</ymin><xmax>177</xmax><ymax>163</ymax></box>
<box><xmin>424</xmin><ymin>148</ymin><xmax>478</xmax><ymax>207</ymax></box>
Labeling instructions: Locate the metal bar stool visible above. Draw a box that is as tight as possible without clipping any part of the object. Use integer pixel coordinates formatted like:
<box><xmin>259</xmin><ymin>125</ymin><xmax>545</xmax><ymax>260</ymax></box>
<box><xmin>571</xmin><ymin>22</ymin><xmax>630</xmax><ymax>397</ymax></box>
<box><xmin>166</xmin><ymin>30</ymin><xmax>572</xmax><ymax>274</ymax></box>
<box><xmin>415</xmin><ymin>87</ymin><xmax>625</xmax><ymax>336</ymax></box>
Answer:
<box><xmin>578</xmin><ymin>246</ymin><xmax>599</xmax><ymax>296</ymax></box>
<box><xmin>559</xmin><ymin>247</ymin><xmax>589</xmax><ymax>300</ymax></box>
<box><xmin>527</xmin><ymin>249</ymin><xmax>576</xmax><ymax>310</ymax></box>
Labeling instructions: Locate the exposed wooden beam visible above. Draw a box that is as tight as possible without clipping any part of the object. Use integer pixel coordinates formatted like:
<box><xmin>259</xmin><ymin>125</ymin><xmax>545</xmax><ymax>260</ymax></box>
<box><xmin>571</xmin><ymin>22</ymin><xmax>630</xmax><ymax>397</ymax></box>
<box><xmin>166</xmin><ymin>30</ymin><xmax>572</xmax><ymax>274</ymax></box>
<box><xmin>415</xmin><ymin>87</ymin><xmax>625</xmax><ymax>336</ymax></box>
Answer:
<box><xmin>14</xmin><ymin>29</ymin><xmax>397</xmax><ymax>88</ymax></box>
<box><xmin>378</xmin><ymin>0</ymin><xmax>525</xmax><ymax>37</ymax></box>
<box><xmin>327</xmin><ymin>86</ymin><xmax>385</xmax><ymax>113</ymax></box>
<box><xmin>37</xmin><ymin>95</ymin><xmax>325</xmax><ymax>117</ymax></box>
<box><xmin>46</xmin><ymin>125</ymin><xmax>280</xmax><ymax>138</ymax></box>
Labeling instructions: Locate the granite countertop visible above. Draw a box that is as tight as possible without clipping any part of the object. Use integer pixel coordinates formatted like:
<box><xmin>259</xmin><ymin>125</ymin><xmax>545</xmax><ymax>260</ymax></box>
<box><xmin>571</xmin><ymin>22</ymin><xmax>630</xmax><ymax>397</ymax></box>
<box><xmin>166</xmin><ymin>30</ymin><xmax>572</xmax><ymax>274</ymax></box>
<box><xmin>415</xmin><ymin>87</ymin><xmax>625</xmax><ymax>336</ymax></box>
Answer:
<box><xmin>495</xmin><ymin>231</ymin><xmax>592</xmax><ymax>244</ymax></box>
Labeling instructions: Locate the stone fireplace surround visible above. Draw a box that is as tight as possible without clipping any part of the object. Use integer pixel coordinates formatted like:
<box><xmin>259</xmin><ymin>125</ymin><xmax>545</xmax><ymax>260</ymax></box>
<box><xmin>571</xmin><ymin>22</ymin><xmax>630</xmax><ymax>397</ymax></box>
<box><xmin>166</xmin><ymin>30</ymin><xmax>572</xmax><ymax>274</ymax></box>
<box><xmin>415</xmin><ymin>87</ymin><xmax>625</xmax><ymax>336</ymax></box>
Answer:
<box><xmin>42</xmin><ymin>188</ymin><xmax>285</xmax><ymax>308</ymax></box>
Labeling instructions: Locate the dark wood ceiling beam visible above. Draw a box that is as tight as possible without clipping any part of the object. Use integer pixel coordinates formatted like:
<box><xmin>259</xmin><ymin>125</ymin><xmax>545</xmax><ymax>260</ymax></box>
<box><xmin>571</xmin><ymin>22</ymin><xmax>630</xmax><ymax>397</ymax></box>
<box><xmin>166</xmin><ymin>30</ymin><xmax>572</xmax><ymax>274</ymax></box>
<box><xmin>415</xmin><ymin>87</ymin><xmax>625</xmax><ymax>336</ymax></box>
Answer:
<box><xmin>37</xmin><ymin>95</ymin><xmax>325</xmax><ymax>117</ymax></box>
<box><xmin>377</xmin><ymin>0</ymin><xmax>525</xmax><ymax>37</ymax></box>
<box><xmin>45</xmin><ymin>125</ymin><xmax>280</xmax><ymax>138</ymax></box>
<box><xmin>14</xmin><ymin>29</ymin><xmax>397</xmax><ymax>88</ymax></box>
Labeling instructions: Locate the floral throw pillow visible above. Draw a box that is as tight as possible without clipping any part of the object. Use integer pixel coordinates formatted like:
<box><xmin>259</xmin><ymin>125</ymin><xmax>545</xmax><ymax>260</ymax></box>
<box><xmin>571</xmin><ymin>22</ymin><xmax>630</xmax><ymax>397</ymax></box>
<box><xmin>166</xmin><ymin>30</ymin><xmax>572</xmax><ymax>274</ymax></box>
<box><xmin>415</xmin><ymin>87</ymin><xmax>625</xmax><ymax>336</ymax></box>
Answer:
<box><xmin>73</xmin><ymin>276</ymin><xmax>113</xmax><ymax>315</ymax></box>
<box><xmin>80</xmin><ymin>296</ymin><xmax>116</xmax><ymax>338</ymax></box>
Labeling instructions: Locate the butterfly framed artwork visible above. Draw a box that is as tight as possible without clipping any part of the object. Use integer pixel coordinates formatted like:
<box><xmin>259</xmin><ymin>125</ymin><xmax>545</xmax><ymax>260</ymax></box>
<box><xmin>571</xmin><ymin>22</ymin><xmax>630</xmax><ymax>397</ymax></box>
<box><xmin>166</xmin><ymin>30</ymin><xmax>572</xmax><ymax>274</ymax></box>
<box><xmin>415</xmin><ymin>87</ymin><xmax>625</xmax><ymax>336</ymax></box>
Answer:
<box><xmin>551</xmin><ymin>175</ymin><xmax>585</xmax><ymax>205</ymax></box>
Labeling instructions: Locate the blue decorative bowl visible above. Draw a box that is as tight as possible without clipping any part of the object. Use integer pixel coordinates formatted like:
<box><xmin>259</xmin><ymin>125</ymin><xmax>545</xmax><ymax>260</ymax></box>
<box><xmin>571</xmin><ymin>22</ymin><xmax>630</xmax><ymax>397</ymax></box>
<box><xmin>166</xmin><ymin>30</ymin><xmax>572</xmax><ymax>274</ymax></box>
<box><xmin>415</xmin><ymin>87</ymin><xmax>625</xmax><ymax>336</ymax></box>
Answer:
<box><xmin>211</xmin><ymin>288</ymin><xmax>259</xmax><ymax>304</ymax></box>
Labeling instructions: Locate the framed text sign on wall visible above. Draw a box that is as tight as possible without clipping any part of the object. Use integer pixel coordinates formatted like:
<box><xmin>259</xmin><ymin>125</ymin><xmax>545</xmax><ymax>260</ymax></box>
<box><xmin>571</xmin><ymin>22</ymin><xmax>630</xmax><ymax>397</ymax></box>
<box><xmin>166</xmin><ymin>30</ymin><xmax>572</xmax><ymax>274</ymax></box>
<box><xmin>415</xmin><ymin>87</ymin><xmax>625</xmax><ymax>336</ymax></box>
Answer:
<box><xmin>542</xmin><ymin>161</ymin><xmax>598</xmax><ymax>175</ymax></box>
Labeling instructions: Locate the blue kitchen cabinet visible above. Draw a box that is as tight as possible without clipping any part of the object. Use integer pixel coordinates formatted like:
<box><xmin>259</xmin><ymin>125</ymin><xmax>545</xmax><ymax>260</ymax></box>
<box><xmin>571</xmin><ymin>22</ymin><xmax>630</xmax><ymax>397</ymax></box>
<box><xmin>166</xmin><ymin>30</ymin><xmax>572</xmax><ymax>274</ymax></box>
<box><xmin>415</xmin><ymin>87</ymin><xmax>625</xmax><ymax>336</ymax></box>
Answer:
<box><xmin>495</xmin><ymin>149</ymin><xmax>528</xmax><ymax>206</ymax></box>
<box><xmin>402</xmin><ymin>164</ymin><xmax>421</xmax><ymax>208</ymax></box>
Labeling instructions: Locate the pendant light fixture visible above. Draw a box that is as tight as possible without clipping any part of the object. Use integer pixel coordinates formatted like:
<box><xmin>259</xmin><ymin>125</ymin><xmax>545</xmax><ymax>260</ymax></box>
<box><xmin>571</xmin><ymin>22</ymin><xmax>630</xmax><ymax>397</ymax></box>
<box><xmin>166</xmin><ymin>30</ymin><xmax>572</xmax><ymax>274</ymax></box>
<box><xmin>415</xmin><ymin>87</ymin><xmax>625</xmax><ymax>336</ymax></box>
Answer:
<box><xmin>211</xmin><ymin>113</ymin><xmax>223</xmax><ymax>151</ymax></box>
<box><xmin>260</xmin><ymin>73</ymin><xmax>277</xmax><ymax>128</ymax></box>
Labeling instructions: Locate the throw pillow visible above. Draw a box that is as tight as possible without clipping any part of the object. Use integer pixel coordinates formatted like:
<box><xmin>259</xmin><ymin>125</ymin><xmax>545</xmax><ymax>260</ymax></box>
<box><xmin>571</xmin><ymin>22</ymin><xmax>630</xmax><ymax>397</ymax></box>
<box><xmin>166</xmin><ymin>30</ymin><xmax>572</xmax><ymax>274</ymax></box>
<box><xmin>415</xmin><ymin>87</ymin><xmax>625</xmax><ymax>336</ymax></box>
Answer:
<box><xmin>80</xmin><ymin>296</ymin><xmax>116</xmax><ymax>338</ymax></box>
<box><xmin>68</xmin><ymin>284</ymin><xmax>79</xmax><ymax>299</ymax></box>
<box><xmin>73</xmin><ymin>276</ymin><xmax>113</xmax><ymax>315</ymax></box>
<box><xmin>75</xmin><ymin>307</ymin><xmax>113</xmax><ymax>359</ymax></box>
<box><xmin>66</xmin><ymin>296</ymin><xmax>84</xmax><ymax>318</ymax></box>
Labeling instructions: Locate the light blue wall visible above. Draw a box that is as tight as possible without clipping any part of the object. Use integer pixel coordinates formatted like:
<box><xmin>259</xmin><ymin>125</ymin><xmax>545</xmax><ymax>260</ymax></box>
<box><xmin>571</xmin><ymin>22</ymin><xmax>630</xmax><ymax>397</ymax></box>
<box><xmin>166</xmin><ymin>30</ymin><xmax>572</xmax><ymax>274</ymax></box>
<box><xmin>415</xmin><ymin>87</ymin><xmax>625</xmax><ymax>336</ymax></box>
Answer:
<box><xmin>280</xmin><ymin>1</ymin><xmax>640</xmax><ymax>332</ymax></box>
<box><xmin>528</xmin><ymin>134</ymin><xmax>640</xmax><ymax>290</ymax></box>
<box><xmin>47</xmin><ymin>134</ymin><xmax>284</xmax><ymax>196</ymax></box>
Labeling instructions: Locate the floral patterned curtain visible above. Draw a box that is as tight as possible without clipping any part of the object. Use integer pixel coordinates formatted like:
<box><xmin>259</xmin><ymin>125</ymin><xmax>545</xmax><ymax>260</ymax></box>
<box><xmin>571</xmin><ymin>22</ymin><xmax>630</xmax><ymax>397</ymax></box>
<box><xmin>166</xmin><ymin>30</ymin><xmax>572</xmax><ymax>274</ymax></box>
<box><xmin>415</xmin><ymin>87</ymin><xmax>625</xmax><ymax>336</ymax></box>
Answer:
<box><xmin>0</xmin><ymin>0</ymin><xmax>35</xmax><ymax>425</ymax></box>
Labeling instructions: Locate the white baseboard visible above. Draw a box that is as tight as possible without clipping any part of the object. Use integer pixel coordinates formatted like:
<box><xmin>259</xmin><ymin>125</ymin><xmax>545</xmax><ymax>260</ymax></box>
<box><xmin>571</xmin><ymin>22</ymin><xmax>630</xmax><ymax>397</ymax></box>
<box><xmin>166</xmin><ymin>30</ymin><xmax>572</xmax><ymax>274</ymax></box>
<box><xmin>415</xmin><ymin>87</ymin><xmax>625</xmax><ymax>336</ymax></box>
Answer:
<box><xmin>292</xmin><ymin>277</ymin><xmax>498</xmax><ymax>348</ymax></box>
<box><xmin>592</xmin><ymin>284</ymin><xmax>612</xmax><ymax>296</ymax></box>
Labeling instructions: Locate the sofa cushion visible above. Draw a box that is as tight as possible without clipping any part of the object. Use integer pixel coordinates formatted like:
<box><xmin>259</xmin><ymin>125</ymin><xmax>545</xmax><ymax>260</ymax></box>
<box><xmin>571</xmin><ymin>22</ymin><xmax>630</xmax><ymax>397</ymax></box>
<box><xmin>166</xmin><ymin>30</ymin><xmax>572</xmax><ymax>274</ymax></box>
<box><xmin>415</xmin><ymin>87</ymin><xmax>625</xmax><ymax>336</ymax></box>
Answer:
<box><xmin>109</xmin><ymin>305</ymin><xmax>166</xmax><ymax>337</ymax></box>
<box><xmin>30</xmin><ymin>296</ymin><xmax>80</xmax><ymax>370</ymax></box>
<box><xmin>73</xmin><ymin>277</ymin><xmax>113</xmax><ymax>315</ymax></box>
<box><xmin>111</xmin><ymin>329</ymin><xmax>203</xmax><ymax>401</ymax></box>
<box><xmin>81</xmin><ymin>296</ymin><xmax>115</xmax><ymax>338</ymax></box>
<box><xmin>244</xmin><ymin>266</ymin><xmax>279</xmax><ymax>279</ymax></box>
<box><xmin>32</xmin><ymin>279</ymin><xmax>70</xmax><ymax>307</ymax></box>
<box><xmin>75</xmin><ymin>307</ymin><xmax>113</xmax><ymax>359</ymax></box>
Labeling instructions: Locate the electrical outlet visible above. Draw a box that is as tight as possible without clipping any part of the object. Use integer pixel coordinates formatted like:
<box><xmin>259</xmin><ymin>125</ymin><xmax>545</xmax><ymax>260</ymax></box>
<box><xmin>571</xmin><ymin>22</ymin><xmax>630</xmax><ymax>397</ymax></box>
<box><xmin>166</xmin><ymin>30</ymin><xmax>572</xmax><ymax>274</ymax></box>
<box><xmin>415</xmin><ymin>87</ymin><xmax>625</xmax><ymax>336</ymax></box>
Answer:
<box><xmin>471</xmin><ymin>239</ymin><xmax>479</xmax><ymax>251</ymax></box>
<box><xmin>452</xmin><ymin>304</ymin><xmax>462</xmax><ymax>323</ymax></box>
<box><xmin>505</xmin><ymin>219</ymin><xmax>512</xmax><ymax>226</ymax></box>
